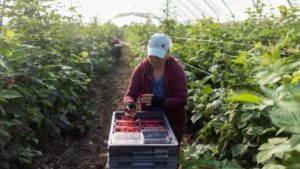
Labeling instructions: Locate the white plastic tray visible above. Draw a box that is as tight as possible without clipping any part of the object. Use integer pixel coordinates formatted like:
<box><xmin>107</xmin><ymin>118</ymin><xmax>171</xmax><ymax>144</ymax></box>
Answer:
<box><xmin>111</xmin><ymin>132</ymin><xmax>143</xmax><ymax>145</ymax></box>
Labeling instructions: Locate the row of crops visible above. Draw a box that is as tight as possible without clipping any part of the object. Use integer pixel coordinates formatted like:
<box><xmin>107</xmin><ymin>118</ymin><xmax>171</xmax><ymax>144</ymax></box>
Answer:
<box><xmin>123</xmin><ymin>3</ymin><xmax>300</xmax><ymax>169</ymax></box>
<box><xmin>0</xmin><ymin>0</ymin><xmax>121</xmax><ymax>168</ymax></box>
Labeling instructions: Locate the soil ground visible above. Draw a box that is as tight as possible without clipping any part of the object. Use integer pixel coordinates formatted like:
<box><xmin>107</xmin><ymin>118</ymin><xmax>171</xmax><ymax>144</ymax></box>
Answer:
<box><xmin>57</xmin><ymin>56</ymin><xmax>131</xmax><ymax>169</ymax></box>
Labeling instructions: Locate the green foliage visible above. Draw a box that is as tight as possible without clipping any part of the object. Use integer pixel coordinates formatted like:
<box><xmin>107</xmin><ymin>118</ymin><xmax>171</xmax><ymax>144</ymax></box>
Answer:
<box><xmin>172</xmin><ymin>3</ymin><xmax>300</xmax><ymax>169</ymax></box>
<box><xmin>252</xmin><ymin>40</ymin><xmax>300</xmax><ymax>168</ymax></box>
<box><xmin>0</xmin><ymin>0</ymin><xmax>122</xmax><ymax>167</ymax></box>
<box><xmin>182</xmin><ymin>145</ymin><xmax>242</xmax><ymax>169</ymax></box>
<box><xmin>270</xmin><ymin>109</ymin><xmax>300</xmax><ymax>134</ymax></box>
<box><xmin>173</xmin><ymin>17</ymin><xmax>273</xmax><ymax>168</ymax></box>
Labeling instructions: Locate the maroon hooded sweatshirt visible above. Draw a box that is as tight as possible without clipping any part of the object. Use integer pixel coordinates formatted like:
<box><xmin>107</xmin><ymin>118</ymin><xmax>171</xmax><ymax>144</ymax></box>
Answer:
<box><xmin>123</xmin><ymin>56</ymin><xmax>188</xmax><ymax>142</ymax></box>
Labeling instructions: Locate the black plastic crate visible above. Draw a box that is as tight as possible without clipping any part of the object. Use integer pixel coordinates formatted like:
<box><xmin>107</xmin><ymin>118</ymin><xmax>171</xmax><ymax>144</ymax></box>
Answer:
<box><xmin>109</xmin><ymin>157</ymin><xmax>177</xmax><ymax>169</ymax></box>
<box><xmin>108</xmin><ymin>111</ymin><xmax>179</xmax><ymax>169</ymax></box>
<box><xmin>109</xmin><ymin>146</ymin><xmax>178</xmax><ymax>158</ymax></box>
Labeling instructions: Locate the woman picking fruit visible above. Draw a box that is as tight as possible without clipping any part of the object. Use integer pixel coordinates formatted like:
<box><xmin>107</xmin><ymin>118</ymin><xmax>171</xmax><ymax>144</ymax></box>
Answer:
<box><xmin>123</xmin><ymin>33</ymin><xmax>188</xmax><ymax>143</ymax></box>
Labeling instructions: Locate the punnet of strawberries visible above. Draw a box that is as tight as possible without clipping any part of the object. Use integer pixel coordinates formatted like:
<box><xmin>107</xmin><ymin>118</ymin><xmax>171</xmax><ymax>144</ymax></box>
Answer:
<box><xmin>114</xmin><ymin>113</ymin><xmax>165</xmax><ymax>132</ymax></box>
<box><xmin>115</xmin><ymin>120</ymin><xmax>138</xmax><ymax>127</ymax></box>
<box><xmin>115</xmin><ymin>126</ymin><xmax>141</xmax><ymax>132</ymax></box>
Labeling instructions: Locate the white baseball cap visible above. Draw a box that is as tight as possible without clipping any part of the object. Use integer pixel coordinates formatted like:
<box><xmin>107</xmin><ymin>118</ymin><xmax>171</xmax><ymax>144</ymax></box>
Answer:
<box><xmin>147</xmin><ymin>33</ymin><xmax>171</xmax><ymax>59</ymax></box>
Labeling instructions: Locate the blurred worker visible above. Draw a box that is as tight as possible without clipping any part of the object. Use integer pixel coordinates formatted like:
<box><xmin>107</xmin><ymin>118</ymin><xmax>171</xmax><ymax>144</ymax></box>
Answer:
<box><xmin>112</xmin><ymin>36</ymin><xmax>123</xmax><ymax>60</ymax></box>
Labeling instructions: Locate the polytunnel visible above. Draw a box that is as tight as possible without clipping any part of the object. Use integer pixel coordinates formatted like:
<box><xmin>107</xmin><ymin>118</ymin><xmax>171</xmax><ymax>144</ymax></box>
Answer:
<box><xmin>1</xmin><ymin>0</ymin><xmax>300</xmax><ymax>169</ymax></box>
<box><xmin>57</xmin><ymin>0</ymin><xmax>300</xmax><ymax>25</ymax></box>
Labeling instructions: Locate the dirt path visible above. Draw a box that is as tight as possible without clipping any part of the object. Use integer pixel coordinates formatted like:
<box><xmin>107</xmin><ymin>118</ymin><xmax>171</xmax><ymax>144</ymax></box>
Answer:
<box><xmin>53</xmin><ymin>56</ymin><xmax>132</xmax><ymax>169</ymax></box>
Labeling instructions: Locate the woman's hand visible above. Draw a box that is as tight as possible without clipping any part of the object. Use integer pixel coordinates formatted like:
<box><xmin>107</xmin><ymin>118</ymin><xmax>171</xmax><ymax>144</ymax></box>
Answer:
<box><xmin>124</xmin><ymin>102</ymin><xmax>136</xmax><ymax>118</ymax></box>
<box><xmin>141</xmin><ymin>94</ymin><xmax>154</xmax><ymax>106</ymax></box>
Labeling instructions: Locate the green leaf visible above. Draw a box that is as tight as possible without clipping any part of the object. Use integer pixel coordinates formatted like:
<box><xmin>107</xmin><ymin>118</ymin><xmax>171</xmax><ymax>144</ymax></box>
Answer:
<box><xmin>191</xmin><ymin>113</ymin><xmax>203</xmax><ymax>124</ymax></box>
<box><xmin>282</xmin><ymin>152</ymin><xmax>300</xmax><ymax>168</ymax></box>
<box><xmin>262</xmin><ymin>164</ymin><xmax>286</xmax><ymax>169</ymax></box>
<box><xmin>6</xmin><ymin>30</ymin><xmax>15</xmax><ymax>40</ymax></box>
<box><xmin>0</xmin><ymin>106</ymin><xmax>6</xmax><ymax>116</ymax></box>
<box><xmin>240</xmin><ymin>112</ymin><xmax>255</xmax><ymax>122</ymax></box>
<box><xmin>0</xmin><ymin>90</ymin><xmax>22</xmax><ymax>99</ymax></box>
<box><xmin>59</xmin><ymin>115</ymin><xmax>70</xmax><ymax>125</ymax></box>
<box><xmin>232</xmin><ymin>51</ymin><xmax>248</xmax><ymax>65</ymax></box>
<box><xmin>268</xmin><ymin>137</ymin><xmax>288</xmax><ymax>145</ymax></box>
<box><xmin>290</xmin><ymin>135</ymin><xmax>300</xmax><ymax>148</ymax></box>
<box><xmin>80</xmin><ymin>51</ymin><xmax>89</xmax><ymax>57</ymax></box>
<box><xmin>270</xmin><ymin>109</ymin><xmax>300</xmax><ymax>134</ymax></box>
<box><xmin>277</xmin><ymin>100</ymin><xmax>300</xmax><ymax>112</ymax></box>
<box><xmin>0</xmin><ymin>129</ymin><xmax>11</xmax><ymax>146</ymax></box>
<box><xmin>272</xmin><ymin>47</ymin><xmax>280</xmax><ymax>61</ymax></box>
<box><xmin>228</xmin><ymin>91</ymin><xmax>261</xmax><ymax>104</ymax></box>
<box><xmin>231</xmin><ymin>144</ymin><xmax>248</xmax><ymax>157</ymax></box>
<box><xmin>0</xmin><ymin>97</ymin><xmax>8</xmax><ymax>103</ymax></box>
<box><xmin>19</xmin><ymin>147</ymin><xmax>42</xmax><ymax>163</ymax></box>
<box><xmin>0</xmin><ymin>60</ymin><xmax>8</xmax><ymax>70</ymax></box>
<box><xmin>255</xmin><ymin>41</ymin><xmax>263</xmax><ymax>47</ymax></box>
<box><xmin>15</xmin><ymin>86</ymin><xmax>31</xmax><ymax>97</ymax></box>
<box><xmin>278</xmin><ymin>5</ymin><xmax>288</xmax><ymax>17</ymax></box>
<box><xmin>259</xmin><ymin>143</ymin><xmax>275</xmax><ymax>151</ymax></box>
<box><xmin>221</xmin><ymin>160</ymin><xmax>243</xmax><ymax>169</ymax></box>
<box><xmin>290</xmin><ymin>85</ymin><xmax>300</xmax><ymax>97</ymax></box>
<box><xmin>202</xmin><ymin>85</ymin><xmax>214</xmax><ymax>94</ymax></box>
<box><xmin>31</xmin><ymin>137</ymin><xmax>39</xmax><ymax>144</ymax></box>
<box><xmin>247</xmin><ymin>126</ymin><xmax>264</xmax><ymax>135</ymax></box>
<box><xmin>291</xmin><ymin>72</ymin><xmax>300</xmax><ymax>84</ymax></box>
<box><xmin>44</xmin><ymin>64</ymin><xmax>58</xmax><ymax>70</ymax></box>
<box><xmin>237</xmin><ymin>120</ymin><xmax>247</xmax><ymax>128</ymax></box>
<box><xmin>257</xmin><ymin>150</ymin><xmax>273</xmax><ymax>163</ymax></box>
<box><xmin>262</xmin><ymin>127</ymin><xmax>276</xmax><ymax>134</ymax></box>
<box><xmin>268</xmin><ymin>143</ymin><xmax>291</xmax><ymax>155</ymax></box>
<box><xmin>258</xmin><ymin>139</ymin><xmax>291</xmax><ymax>163</ymax></box>
<box><xmin>39</xmin><ymin>99</ymin><xmax>53</xmax><ymax>107</ymax></box>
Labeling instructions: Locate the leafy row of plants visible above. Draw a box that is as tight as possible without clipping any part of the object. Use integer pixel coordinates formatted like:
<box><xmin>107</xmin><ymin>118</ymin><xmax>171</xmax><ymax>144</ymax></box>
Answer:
<box><xmin>123</xmin><ymin>2</ymin><xmax>300</xmax><ymax>168</ymax></box>
<box><xmin>171</xmin><ymin>4</ymin><xmax>300</xmax><ymax>169</ymax></box>
<box><xmin>0</xmin><ymin>0</ymin><xmax>121</xmax><ymax>168</ymax></box>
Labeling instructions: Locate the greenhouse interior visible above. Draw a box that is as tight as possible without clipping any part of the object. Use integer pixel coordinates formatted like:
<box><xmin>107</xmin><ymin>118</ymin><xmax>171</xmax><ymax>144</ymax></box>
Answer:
<box><xmin>0</xmin><ymin>0</ymin><xmax>300</xmax><ymax>169</ymax></box>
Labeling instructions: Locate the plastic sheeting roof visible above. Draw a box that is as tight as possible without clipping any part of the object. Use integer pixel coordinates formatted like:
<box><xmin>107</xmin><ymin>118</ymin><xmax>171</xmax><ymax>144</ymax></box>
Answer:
<box><xmin>174</xmin><ymin>0</ymin><xmax>299</xmax><ymax>22</ymax></box>
<box><xmin>109</xmin><ymin>0</ymin><xmax>300</xmax><ymax>24</ymax></box>
<box><xmin>57</xmin><ymin>0</ymin><xmax>300</xmax><ymax>25</ymax></box>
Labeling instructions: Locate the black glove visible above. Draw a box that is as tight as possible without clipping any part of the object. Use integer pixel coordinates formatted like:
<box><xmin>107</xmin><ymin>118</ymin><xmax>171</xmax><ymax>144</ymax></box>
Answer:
<box><xmin>151</xmin><ymin>96</ymin><xmax>165</xmax><ymax>107</ymax></box>
<box><xmin>124</xmin><ymin>102</ymin><xmax>136</xmax><ymax>112</ymax></box>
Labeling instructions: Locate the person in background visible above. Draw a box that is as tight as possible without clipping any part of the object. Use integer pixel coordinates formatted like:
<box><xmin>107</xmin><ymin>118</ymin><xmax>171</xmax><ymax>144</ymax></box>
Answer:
<box><xmin>111</xmin><ymin>36</ymin><xmax>123</xmax><ymax>60</ymax></box>
<box><xmin>123</xmin><ymin>33</ymin><xmax>188</xmax><ymax>144</ymax></box>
